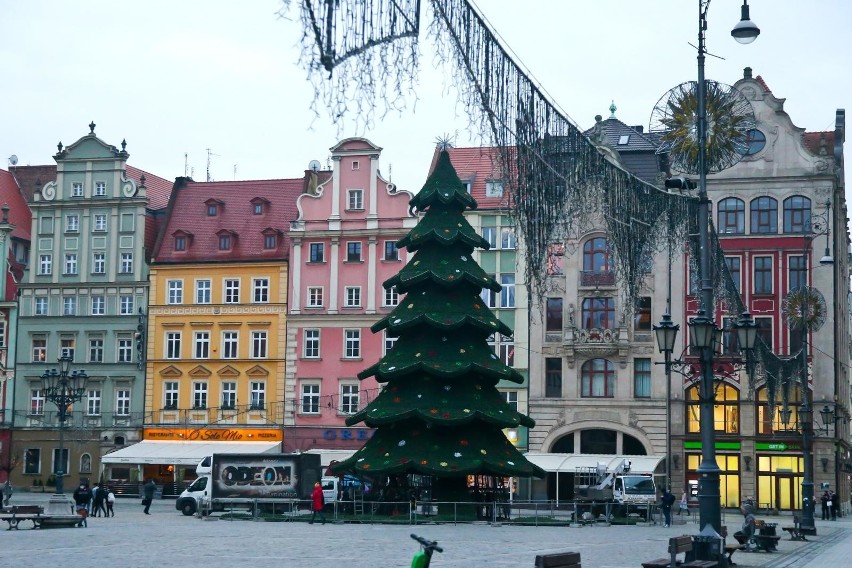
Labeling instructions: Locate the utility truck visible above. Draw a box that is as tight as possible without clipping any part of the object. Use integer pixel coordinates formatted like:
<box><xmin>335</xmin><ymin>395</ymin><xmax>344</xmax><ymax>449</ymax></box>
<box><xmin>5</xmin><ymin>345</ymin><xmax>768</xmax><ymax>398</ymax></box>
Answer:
<box><xmin>176</xmin><ymin>453</ymin><xmax>322</xmax><ymax>516</ymax></box>
<box><xmin>573</xmin><ymin>459</ymin><xmax>657</xmax><ymax>504</ymax></box>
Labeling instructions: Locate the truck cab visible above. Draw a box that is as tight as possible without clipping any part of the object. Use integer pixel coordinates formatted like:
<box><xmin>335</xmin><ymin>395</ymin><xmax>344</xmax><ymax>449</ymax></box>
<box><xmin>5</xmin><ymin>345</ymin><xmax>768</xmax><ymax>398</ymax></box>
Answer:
<box><xmin>176</xmin><ymin>475</ymin><xmax>209</xmax><ymax>516</ymax></box>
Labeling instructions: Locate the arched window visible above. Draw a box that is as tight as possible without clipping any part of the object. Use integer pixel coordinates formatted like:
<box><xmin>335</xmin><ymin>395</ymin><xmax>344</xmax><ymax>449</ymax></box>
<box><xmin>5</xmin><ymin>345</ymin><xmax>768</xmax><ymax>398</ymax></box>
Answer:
<box><xmin>750</xmin><ymin>196</ymin><xmax>777</xmax><ymax>234</ymax></box>
<box><xmin>581</xmin><ymin>358</ymin><xmax>616</xmax><ymax>398</ymax></box>
<box><xmin>583</xmin><ymin>237</ymin><xmax>611</xmax><ymax>272</ymax></box>
<box><xmin>80</xmin><ymin>453</ymin><xmax>92</xmax><ymax>474</ymax></box>
<box><xmin>685</xmin><ymin>383</ymin><xmax>740</xmax><ymax>433</ymax></box>
<box><xmin>783</xmin><ymin>196</ymin><xmax>811</xmax><ymax>234</ymax></box>
<box><xmin>756</xmin><ymin>386</ymin><xmax>802</xmax><ymax>435</ymax></box>
<box><xmin>622</xmin><ymin>433</ymin><xmax>648</xmax><ymax>455</ymax></box>
<box><xmin>717</xmin><ymin>198</ymin><xmax>745</xmax><ymax>234</ymax></box>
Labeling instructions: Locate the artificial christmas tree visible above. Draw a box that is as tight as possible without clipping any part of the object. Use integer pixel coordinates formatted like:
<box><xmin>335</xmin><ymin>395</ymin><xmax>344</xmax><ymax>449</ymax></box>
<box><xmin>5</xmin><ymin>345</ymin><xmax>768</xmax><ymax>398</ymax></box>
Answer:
<box><xmin>331</xmin><ymin>149</ymin><xmax>544</xmax><ymax>502</ymax></box>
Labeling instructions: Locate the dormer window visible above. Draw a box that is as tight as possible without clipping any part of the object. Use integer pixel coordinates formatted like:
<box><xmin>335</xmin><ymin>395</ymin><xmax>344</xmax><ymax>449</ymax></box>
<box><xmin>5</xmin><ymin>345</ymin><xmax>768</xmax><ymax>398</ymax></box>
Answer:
<box><xmin>485</xmin><ymin>180</ymin><xmax>504</xmax><ymax>197</ymax></box>
<box><xmin>217</xmin><ymin>229</ymin><xmax>237</xmax><ymax>251</ymax></box>
<box><xmin>172</xmin><ymin>230</ymin><xmax>193</xmax><ymax>252</ymax></box>
<box><xmin>262</xmin><ymin>228</ymin><xmax>281</xmax><ymax>250</ymax></box>
<box><xmin>251</xmin><ymin>197</ymin><xmax>270</xmax><ymax>215</ymax></box>
<box><xmin>205</xmin><ymin>198</ymin><xmax>224</xmax><ymax>216</ymax></box>
<box><xmin>175</xmin><ymin>236</ymin><xmax>186</xmax><ymax>251</ymax></box>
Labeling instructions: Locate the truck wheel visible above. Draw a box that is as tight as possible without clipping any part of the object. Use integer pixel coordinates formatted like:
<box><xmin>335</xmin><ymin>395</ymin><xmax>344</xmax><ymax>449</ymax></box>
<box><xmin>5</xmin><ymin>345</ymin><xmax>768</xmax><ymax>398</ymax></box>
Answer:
<box><xmin>180</xmin><ymin>501</ymin><xmax>196</xmax><ymax>516</ymax></box>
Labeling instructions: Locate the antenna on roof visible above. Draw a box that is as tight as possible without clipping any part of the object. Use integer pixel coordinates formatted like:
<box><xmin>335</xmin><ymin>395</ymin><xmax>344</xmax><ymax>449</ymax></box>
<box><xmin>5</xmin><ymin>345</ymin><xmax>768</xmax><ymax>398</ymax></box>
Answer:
<box><xmin>184</xmin><ymin>153</ymin><xmax>189</xmax><ymax>177</ymax></box>
<box><xmin>206</xmin><ymin>148</ymin><xmax>215</xmax><ymax>182</ymax></box>
<box><xmin>233</xmin><ymin>164</ymin><xmax>237</xmax><ymax>180</ymax></box>
<box><xmin>388</xmin><ymin>163</ymin><xmax>393</xmax><ymax>182</ymax></box>
<box><xmin>8</xmin><ymin>155</ymin><xmax>18</xmax><ymax>167</ymax></box>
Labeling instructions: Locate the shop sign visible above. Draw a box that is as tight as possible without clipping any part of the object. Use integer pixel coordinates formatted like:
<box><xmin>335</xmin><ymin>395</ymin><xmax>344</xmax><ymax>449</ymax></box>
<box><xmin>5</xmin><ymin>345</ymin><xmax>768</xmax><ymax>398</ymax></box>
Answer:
<box><xmin>683</xmin><ymin>441</ymin><xmax>741</xmax><ymax>450</ymax></box>
<box><xmin>323</xmin><ymin>429</ymin><xmax>371</xmax><ymax>441</ymax></box>
<box><xmin>754</xmin><ymin>442</ymin><xmax>801</xmax><ymax>452</ymax></box>
<box><xmin>144</xmin><ymin>428</ymin><xmax>283</xmax><ymax>441</ymax></box>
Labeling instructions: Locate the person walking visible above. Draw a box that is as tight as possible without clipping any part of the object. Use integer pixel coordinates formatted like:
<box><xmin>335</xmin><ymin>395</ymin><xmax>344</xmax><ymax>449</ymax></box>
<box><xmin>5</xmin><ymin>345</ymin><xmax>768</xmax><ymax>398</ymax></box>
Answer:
<box><xmin>309</xmin><ymin>481</ymin><xmax>326</xmax><ymax>525</ymax></box>
<box><xmin>660</xmin><ymin>488</ymin><xmax>675</xmax><ymax>527</ymax></box>
<box><xmin>142</xmin><ymin>479</ymin><xmax>156</xmax><ymax>515</ymax></box>
<box><xmin>679</xmin><ymin>490</ymin><xmax>690</xmax><ymax>516</ymax></box>
<box><xmin>821</xmin><ymin>491</ymin><xmax>830</xmax><ymax>520</ymax></box>
<box><xmin>92</xmin><ymin>483</ymin><xmax>107</xmax><ymax>517</ymax></box>
<box><xmin>106</xmin><ymin>487</ymin><xmax>116</xmax><ymax>517</ymax></box>
<box><xmin>829</xmin><ymin>490</ymin><xmax>838</xmax><ymax>520</ymax></box>
<box><xmin>72</xmin><ymin>484</ymin><xmax>91</xmax><ymax>527</ymax></box>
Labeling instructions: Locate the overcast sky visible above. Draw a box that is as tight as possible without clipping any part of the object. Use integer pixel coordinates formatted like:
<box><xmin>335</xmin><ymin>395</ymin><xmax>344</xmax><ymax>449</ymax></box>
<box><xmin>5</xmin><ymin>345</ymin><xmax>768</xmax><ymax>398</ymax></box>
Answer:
<box><xmin>2</xmin><ymin>1</ymin><xmax>850</xmax><ymax>200</ymax></box>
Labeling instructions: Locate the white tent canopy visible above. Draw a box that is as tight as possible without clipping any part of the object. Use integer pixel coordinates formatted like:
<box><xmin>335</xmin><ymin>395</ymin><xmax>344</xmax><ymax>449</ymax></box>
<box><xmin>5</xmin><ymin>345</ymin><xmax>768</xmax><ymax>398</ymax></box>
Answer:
<box><xmin>523</xmin><ymin>453</ymin><xmax>665</xmax><ymax>474</ymax></box>
<box><xmin>101</xmin><ymin>440</ymin><xmax>281</xmax><ymax>466</ymax></box>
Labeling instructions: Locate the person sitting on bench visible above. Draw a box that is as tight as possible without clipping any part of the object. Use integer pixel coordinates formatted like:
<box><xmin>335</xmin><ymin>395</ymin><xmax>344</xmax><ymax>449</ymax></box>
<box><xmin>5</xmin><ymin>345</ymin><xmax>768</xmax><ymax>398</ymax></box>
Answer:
<box><xmin>733</xmin><ymin>500</ymin><xmax>757</xmax><ymax>550</ymax></box>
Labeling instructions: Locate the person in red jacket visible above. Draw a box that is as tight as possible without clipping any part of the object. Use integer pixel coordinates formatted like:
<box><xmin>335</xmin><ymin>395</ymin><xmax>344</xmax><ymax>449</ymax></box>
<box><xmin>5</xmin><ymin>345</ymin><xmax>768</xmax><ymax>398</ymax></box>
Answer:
<box><xmin>310</xmin><ymin>482</ymin><xmax>326</xmax><ymax>525</ymax></box>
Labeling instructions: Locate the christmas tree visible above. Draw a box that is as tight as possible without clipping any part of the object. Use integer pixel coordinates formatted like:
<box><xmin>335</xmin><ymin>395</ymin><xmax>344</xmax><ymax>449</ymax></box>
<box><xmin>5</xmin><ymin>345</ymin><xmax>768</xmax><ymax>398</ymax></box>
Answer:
<box><xmin>330</xmin><ymin>149</ymin><xmax>544</xmax><ymax>500</ymax></box>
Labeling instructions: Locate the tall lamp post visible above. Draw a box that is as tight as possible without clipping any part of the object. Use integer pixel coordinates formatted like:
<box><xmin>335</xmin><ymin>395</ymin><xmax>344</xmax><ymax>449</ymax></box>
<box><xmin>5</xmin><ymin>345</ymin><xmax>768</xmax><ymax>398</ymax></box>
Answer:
<box><xmin>41</xmin><ymin>356</ymin><xmax>88</xmax><ymax>508</ymax></box>
<box><xmin>685</xmin><ymin>0</ymin><xmax>759</xmax><ymax>536</ymax></box>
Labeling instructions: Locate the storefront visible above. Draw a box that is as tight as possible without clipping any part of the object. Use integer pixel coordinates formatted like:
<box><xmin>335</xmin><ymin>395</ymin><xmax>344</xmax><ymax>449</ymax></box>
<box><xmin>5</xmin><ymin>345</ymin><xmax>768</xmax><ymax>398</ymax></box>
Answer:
<box><xmin>683</xmin><ymin>441</ymin><xmax>742</xmax><ymax>509</ymax></box>
<box><xmin>755</xmin><ymin>442</ymin><xmax>803</xmax><ymax>512</ymax></box>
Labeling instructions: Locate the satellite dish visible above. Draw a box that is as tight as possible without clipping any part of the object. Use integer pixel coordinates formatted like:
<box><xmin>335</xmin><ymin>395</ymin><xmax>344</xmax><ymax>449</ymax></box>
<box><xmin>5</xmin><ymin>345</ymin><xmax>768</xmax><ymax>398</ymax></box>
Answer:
<box><xmin>8</xmin><ymin>155</ymin><xmax>18</xmax><ymax>166</ymax></box>
<box><xmin>308</xmin><ymin>160</ymin><xmax>321</xmax><ymax>172</ymax></box>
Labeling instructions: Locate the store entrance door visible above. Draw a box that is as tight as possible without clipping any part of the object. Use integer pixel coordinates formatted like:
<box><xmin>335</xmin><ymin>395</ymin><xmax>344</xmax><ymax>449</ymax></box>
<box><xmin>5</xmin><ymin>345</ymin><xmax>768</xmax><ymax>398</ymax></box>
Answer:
<box><xmin>774</xmin><ymin>475</ymin><xmax>798</xmax><ymax>511</ymax></box>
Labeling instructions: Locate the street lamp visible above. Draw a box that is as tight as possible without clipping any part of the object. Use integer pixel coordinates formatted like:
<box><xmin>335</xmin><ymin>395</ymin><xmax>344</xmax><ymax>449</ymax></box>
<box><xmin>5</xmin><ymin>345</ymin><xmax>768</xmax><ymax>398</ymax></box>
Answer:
<box><xmin>41</xmin><ymin>356</ymin><xmax>88</xmax><ymax>507</ymax></box>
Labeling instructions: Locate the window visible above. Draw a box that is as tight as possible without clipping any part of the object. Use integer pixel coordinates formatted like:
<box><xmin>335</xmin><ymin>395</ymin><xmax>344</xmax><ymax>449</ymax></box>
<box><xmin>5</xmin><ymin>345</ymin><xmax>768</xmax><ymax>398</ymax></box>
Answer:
<box><xmin>60</xmin><ymin>337</ymin><xmax>75</xmax><ymax>360</ymax></box>
<box><xmin>66</xmin><ymin>214</ymin><xmax>79</xmax><ymax>232</ymax></box>
<box><xmin>250</xmin><ymin>382</ymin><xmax>266</xmax><ymax>410</ymax></box>
<box><xmin>634</xmin><ymin>358</ymin><xmax>651</xmax><ymax>398</ymax></box>
<box><xmin>344</xmin><ymin>329</ymin><xmax>361</xmax><ymax>358</ymax></box>
<box><xmin>39</xmin><ymin>254</ymin><xmax>52</xmax><ymax>275</ymax></box>
<box><xmin>725</xmin><ymin>256</ymin><xmax>741</xmax><ymax>293</ymax></box>
<box><xmin>194</xmin><ymin>331</ymin><xmax>210</xmax><ymax>359</ymax></box>
<box><xmin>207</xmin><ymin>204</ymin><xmax>218</xmax><ymax>216</ymax></box>
<box><xmin>307</xmin><ymin>287</ymin><xmax>324</xmax><ymax>308</ymax></box>
<box><xmin>218</xmin><ymin>234</ymin><xmax>231</xmax><ymax>251</ymax></box>
<box><xmin>32</xmin><ymin>337</ymin><xmax>47</xmax><ymax>362</ymax></box>
<box><xmin>383</xmin><ymin>286</ymin><xmax>399</xmax><ymax>307</ymax></box>
<box><xmin>63</xmin><ymin>296</ymin><xmax>77</xmax><ymax>316</ymax></box>
<box><xmin>115</xmin><ymin>389</ymin><xmax>130</xmax><ymax>416</ymax></box>
<box><xmin>164</xmin><ymin>382</ymin><xmax>179</xmax><ymax>409</ymax></box>
<box><xmin>757</xmin><ymin>386</ymin><xmax>801</xmax><ymax>434</ymax></box>
<box><xmin>0</xmin><ymin>321</ymin><xmax>4</xmax><ymax>348</ymax></box>
<box><xmin>750</xmin><ymin>197</ymin><xmax>778</xmax><ymax>234</ymax></box>
<box><xmin>351</xmin><ymin>160</ymin><xmax>360</xmax><ymax>171</ymax></box>
<box><xmin>221</xmin><ymin>382</ymin><xmax>236</xmax><ymax>409</ymax></box>
<box><xmin>88</xmin><ymin>337</ymin><xmax>104</xmax><ymax>363</ymax></box>
<box><xmin>498</xmin><ymin>336</ymin><xmax>515</xmax><ymax>366</ymax></box>
<box><xmin>347</xmin><ymin>189</ymin><xmax>363</xmax><ymax>210</ymax></box>
<box><xmin>581</xmin><ymin>358</ymin><xmax>616</xmax><ymax>397</ymax></box>
<box><xmin>120</xmin><ymin>252</ymin><xmax>133</xmax><ymax>273</ymax></box>
<box><xmin>346</xmin><ymin>241</ymin><xmax>362</xmax><ymax>262</ymax></box>
<box><xmin>166</xmin><ymin>332</ymin><xmax>181</xmax><ymax>359</ymax></box>
<box><xmin>252</xmin><ymin>278</ymin><xmax>269</xmax><ymax>303</ymax></box>
<box><xmin>167</xmin><ymin>280</ymin><xmax>183</xmax><ymax>304</ymax></box>
<box><xmin>718</xmin><ymin>198</ymin><xmax>745</xmax><ymax>234</ymax></box>
<box><xmin>34</xmin><ymin>296</ymin><xmax>48</xmax><ymax>316</ymax></box>
<box><xmin>309</xmin><ymin>243</ymin><xmax>325</xmax><ymax>263</ymax></box>
<box><xmin>686</xmin><ymin>383</ymin><xmax>739</xmax><ymax>433</ymax></box>
<box><xmin>94</xmin><ymin>214</ymin><xmax>107</xmax><ymax>231</ymax></box>
<box><xmin>501</xmin><ymin>228</ymin><xmax>516</xmax><ymax>250</ymax></box>
<box><xmin>384</xmin><ymin>241</ymin><xmax>399</xmax><ymax>261</ymax></box>
<box><xmin>304</xmin><ymin>329</ymin><xmax>320</xmax><ymax>358</ymax></box>
<box><xmin>254</xmin><ymin>202</ymin><xmax>263</xmax><ymax>215</ymax></box>
<box><xmin>117</xmin><ymin>336</ymin><xmax>132</xmax><ymax>362</ymax></box>
<box><xmin>582</xmin><ymin>297</ymin><xmax>615</xmax><ymax>329</ymax></box>
<box><xmin>755</xmin><ymin>317</ymin><xmax>773</xmax><ymax>351</ymax></box>
<box><xmin>583</xmin><ymin>237</ymin><xmax>611</xmax><ymax>272</ymax></box>
<box><xmin>500</xmin><ymin>274</ymin><xmax>516</xmax><ymax>308</ymax></box>
<box><xmin>174</xmin><ymin>236</ymin><xmax>186</xmax><ymax>251</ymax></box>
<box><xmin>301</xmin><ymin>383</ymin><xmax>320</xmax><ymax>414</ymax></box>
<box><xmin>92</xmin><ymin>252</ymin><xmax>105</xmax><ymax>274</ymax></box>
<box><xmin>94</xmin><ymin>181</ymin><xmax>106</xmax><ymax>196</ymax></box>
<box><xmin>544</xmin><ymin>298</ymin><xmax>562</xmax><ymax>333</ymax></box>
<box><xmin>30</xmin><ymin>389</ymin><xmax>45</xmax><ymax>415</ymax></box>
<box><xmin>783</xmin><ymin>196</ymin><xmax>811</xmax><ymax>234</ymax></box>
<box><xmin>482</xmin><ymin>227</ymin><xmax>497</xmax><ymax>249</ymax></box>
<box><xmin>789</xmin><ymin>255</ymin><xmax>806</xmax><ymax>292</ymax></box>
<box><xmin>481</xmin><ymin>275</ymin><xmax>497</xmax><ymax>308</ymax></box>
<box><xmin>251</xmin><ymin>331</ymin><xmax>268</xmax><ymax>358</ymax></box>
<box><xmin>634</xmin><ymin>297</ymin><xmax>652</xmax><ymax>331</ymax></box>
<box><xmin>344</xmin><ymin>286</ymin><xmax>362</xmax><ymax>307</ymax></box>
<box><xmin>91</xmin><ymin>295</ymin><xmax>105</xmax><ymax>315</ymax></box>
<box><xmin>64</xmin><ymin>253</ymin><xmax>78</xmax><ymax>275</ymax></box>
<box><xmin>87</xmin><ymin>390</ymin><xmax>101</xmax><ymax>416</ymax></box>
<box><xmin>754</xmin><ymin>256</ymin><xmax>773</xmax><ymax>294</ymax></box>
<box><xmin>384</xmin><ymin>331</ymin><xmax>398</xmax><ymax>355</ymax></box>
<box><xmin>24</xmin><ymin>448</ymin><xmax>41</xmax><ymax>474</ymax></box>
<box><xmin>744</xmin><ymin>129</ymin><xmax>766</xmax><ymax>156</ymax></box>
<box><xmin>192</xmin><ymin>382</ymin><xmax>208</xmax><ymax>409</ymax></box>
<box><xmin>222</xmin><ymin>332</ymin><xmax>239</xmax><ymax>359</ymax></box>
<box><xmin>341</xmin><ymin>384</ymin><xmax>359</xmax><ymax>414</ymax></box>
<box><xmin>72</xmin><ymin>182</ymin><xmax>83</xmax><ymax>197</ymax></box>
<box><xmin>545</xmin><ymin>358</ymin><xmax>562</xmax><ymax>398</ymax></box>
<box><xmin>485</xmin><ymin>180</ymin><xmax>504</xmax><ymax>197</ymax></box>
<box><xmin>224</xmin><ymin>279</ymin><xmax>240</xmax><ymax>303</ymax></box>
<box><xmin>196</xmin><ymin>280</ymin><xmax>211</xmax><ymax>304</ymax></box>
<box><xmin>120</xmin><ymin>295</ymin><xmax>134</xmax><ymax>315</ymax></box>
<box><xmin>264</xmin><ymin>234</ymin><xmax>277</xmax><ymax>249</ymax></box>
<box><xmin>503</xmin><ymin>391</ymin><xmax>519</xmax><ymax>412</ymax></box>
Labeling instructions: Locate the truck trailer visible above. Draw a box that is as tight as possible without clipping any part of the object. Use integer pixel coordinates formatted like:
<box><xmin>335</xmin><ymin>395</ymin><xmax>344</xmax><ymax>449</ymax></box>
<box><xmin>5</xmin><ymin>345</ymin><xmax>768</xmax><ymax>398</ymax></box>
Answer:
<box><xmin>176</xmin><ymin>452</ymin><xmax>322</xmax><ymax>516</ymax></box>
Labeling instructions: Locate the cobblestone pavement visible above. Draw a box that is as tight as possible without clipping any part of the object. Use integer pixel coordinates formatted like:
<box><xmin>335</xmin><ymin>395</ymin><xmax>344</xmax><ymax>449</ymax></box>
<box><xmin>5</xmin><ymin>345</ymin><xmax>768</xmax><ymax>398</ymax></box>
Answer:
<box><xmin>2</xmin><ymin>494</ymin><xmax>849</xmax><ymax>568</ymax></box>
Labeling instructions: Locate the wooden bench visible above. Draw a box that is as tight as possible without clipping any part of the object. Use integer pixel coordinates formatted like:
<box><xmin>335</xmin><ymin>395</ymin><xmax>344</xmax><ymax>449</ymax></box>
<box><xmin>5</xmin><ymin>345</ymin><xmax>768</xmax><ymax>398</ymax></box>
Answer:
<box><xmin>39</xmin><ymin>515</ymin><xmax>85</xmax><ymax>528</ymax></box>
<box><xmin>534</xmin><ymin>551</ymin><xmax>581</xmax><ymax>568</ymax></box>
<box><xmin>781</xmin><ymin>515</ymin><xmax>807</xmax><ymax>541</ymax></box>
<box><xmin>0</xmin><ymin>505</ymin><xmax>45</xmax><ymax>530</ymax></box>
<box><xmin>641</xmin><ymin>535</ymin><xmax>718</xmax><ymax>568</ymax></box>
<box><xmin>752</xmin><ymin>534</ymin><xmax>780</xmax><ymax>552</ymax></box>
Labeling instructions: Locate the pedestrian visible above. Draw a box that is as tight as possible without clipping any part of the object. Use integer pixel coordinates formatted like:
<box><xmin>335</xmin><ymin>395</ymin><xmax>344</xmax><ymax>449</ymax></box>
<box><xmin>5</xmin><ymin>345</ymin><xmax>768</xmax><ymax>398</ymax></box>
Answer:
<box><xmin>309</xmin><ymin>481</ymin><xmax>326</xmax><ymax>525</ymax></box>
<box><xmin>2</xmin><ymin>480</ymin><xmax>12</xmax><ymax>507</ymax></box>
<box><xmin>92</xmin><ymin>483</ymin><xmax>107</xmax><ymax>517</ymax></box>
<box><xmin>679</xmin><ymin>490</ymin><xmax>690</xmax><ymax>516</ymax></box>
<box><xmin>660</xmin><ymin>488</ymin><xmax>675</xmax><ymax>527</ymax></box>
<box><xmin>829</xmin><ymin>490</ymin><xmax>838</xmax><ymax>521</ymax></box>
<box><xmin>106</xmin><ymin>487</ymin><xmax>116</xmax><ymax>517</ymax></box>
<box><xmin>142</xmin><ymin>479</ymin><xmax>156</xmax><ymax>515</ymax></box>
<box><xmin>820</xmin><ymin>491</ymin><xmax>830</xmax><ymax>520</ymax></box>
<box><xmin>72</xmin><ymin>484</ymin><xmax>91</xmax><ymax>527</ymax></box>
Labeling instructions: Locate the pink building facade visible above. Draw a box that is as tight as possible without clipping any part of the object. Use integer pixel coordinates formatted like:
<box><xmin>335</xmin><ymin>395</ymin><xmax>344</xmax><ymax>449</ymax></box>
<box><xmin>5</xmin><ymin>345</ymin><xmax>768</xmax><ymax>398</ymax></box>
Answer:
<box><xmin>284</xmin><ymin>138</ymin><xmax>416</xmax><ymax>455</ymax></box>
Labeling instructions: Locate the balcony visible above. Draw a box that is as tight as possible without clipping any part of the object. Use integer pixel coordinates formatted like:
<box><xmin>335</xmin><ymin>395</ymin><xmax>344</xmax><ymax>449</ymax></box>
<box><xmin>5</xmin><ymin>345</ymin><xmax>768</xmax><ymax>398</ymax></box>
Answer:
<box><xmin>563</xmin><ymin>325</ymin><xmax>629</xmax><ymax>368</ymax></box>
<box><xmin>579</xmin><ymin>270</ymin><xmax>616</xmax><ymax>289</ymax></box>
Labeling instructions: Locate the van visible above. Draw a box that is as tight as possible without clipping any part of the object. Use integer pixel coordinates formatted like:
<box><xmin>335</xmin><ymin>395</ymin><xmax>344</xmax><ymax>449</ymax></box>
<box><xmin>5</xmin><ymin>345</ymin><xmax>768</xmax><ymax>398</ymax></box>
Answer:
<box><xmin>321</xmin><ymin>476</ymin><xmax>338</xmax><ymax>505</ymax></box>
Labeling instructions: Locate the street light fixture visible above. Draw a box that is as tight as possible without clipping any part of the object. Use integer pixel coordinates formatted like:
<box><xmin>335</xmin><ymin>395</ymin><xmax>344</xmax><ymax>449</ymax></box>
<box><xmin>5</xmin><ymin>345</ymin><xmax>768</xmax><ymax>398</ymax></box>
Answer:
<box><xmin>41</xmin><ymin>356</ymin><xmax>88</xmax><ymax>509</ymax></box>
<box><xmin>730</xmin><ymin>1</ymin><xmax>760</xmax><ymax>44</ymax></box>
